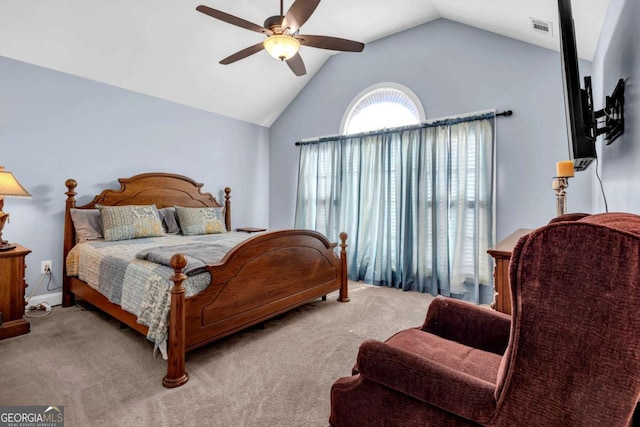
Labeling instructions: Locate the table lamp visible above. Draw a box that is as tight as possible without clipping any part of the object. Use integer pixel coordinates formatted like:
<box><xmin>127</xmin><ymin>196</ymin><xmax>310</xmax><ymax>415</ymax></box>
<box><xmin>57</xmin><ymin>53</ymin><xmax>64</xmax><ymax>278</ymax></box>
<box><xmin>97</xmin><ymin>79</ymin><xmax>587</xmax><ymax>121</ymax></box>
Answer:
<box><xmin>552</xmin><ymin>160</ymin><xmax>574</xmax><ymax>217</ymax></box>
<box><xmin>0</xmin><ymin>166</ymin><xmax>31</xmax><ymax>251</ymax></box>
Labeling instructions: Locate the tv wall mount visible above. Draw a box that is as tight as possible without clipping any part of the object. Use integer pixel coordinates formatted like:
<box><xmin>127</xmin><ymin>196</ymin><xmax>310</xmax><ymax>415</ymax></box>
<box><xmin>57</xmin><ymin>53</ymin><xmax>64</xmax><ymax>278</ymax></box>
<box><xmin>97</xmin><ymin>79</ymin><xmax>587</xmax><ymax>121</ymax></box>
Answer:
<box><xmin>585</xmin><ymin>77</ymin><xmax>625</xmax><ymax>145</ymax></box>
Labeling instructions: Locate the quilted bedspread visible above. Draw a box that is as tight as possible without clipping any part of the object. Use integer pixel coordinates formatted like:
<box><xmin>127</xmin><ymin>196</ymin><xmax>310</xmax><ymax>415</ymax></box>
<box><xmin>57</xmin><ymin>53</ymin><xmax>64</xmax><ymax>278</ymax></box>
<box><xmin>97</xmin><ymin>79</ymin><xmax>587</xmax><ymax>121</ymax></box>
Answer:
<box><xmin>66</xmin><ymin>232</ymin><xmax>253</xmax><ymax>356</ymax></box>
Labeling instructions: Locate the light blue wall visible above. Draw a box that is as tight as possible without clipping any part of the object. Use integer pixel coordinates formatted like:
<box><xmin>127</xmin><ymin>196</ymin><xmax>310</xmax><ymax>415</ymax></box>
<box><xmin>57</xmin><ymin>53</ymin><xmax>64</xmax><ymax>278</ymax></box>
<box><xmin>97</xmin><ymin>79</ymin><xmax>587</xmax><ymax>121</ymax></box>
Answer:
<box><xmin>1</xmin><ymin>56</ymin><xmax>269</xmax><ymax>299</ymax></box>
<box><xmin>591</xmin><ymin>0</ymin><xmax>639</xmax><ymax>212</ymax></box>
<box><xmin>269</xmin><ymin>19</ymin><xmax>594</xmax><ymax>241</ymax></box>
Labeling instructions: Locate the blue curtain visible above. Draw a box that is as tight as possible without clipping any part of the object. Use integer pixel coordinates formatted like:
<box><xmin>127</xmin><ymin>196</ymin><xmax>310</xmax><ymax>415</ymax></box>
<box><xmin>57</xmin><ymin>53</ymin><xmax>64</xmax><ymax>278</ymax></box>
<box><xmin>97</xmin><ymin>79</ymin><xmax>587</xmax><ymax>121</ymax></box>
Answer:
<box><xmin>294</xmin><ymin>112</ymin><xmax>495</xmax><ymax>304</ymax></box>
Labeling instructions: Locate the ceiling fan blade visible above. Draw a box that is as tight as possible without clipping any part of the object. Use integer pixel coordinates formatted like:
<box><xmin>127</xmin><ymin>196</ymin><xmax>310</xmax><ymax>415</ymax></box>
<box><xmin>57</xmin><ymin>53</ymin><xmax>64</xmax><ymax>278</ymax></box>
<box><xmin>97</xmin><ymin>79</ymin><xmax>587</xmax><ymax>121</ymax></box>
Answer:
<box><xmin>286</xmin><ymin>53</ymin><xmax>307</xmax><ymax>76</ymax></box>
<box><xmin>297</xmin><ymin>34</ymin><xmax>364</xmax><ymax>52</ymax></box>
<box><xmin>196</xmin><ymin>5</ymin><xmax>272</xmax><ymax>35</ymax></box>
<box><xmin>220</xmin><ymin>42</ymin><xmax>266</xmax><ymax>65</ymax></box>
<box><xmin>282</xmin><ymin>0</ymin><xmax>321</xmax><ymax>34</ymax></box>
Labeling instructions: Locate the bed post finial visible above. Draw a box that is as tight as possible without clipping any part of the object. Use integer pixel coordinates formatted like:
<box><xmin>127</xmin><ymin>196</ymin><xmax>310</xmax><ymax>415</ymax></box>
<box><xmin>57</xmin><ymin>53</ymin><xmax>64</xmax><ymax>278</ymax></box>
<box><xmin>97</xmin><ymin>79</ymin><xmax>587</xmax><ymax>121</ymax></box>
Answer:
<box><xmin>62</xmin><ymin>179</ymin><xmax>78</xmax><ymax>307</ymax></box>
<box><xmin>65</xmin><ymin>179</ymin><xmax>77</xmax><ymax>198</ymax></box>
<box><xmin>224</xmin><ymin>187</ymin><xmax>231</xmax><ymax>231</ymax></box>
<box><xmin>338</xmin><ymin>232</ymin><xmax>350</xmax><ymax>302</ymax></box>
<box><xmin>163</xmin><ymin>253</ymin><xmax>189</xmax><ymax>388</ymax></box>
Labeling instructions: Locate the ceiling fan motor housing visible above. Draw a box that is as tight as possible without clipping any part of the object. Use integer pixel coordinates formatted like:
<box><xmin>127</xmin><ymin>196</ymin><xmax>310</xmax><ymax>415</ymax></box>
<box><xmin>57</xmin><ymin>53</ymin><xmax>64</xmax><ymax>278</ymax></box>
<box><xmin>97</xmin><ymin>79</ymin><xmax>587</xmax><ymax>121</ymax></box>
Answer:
<box><xmin>264</xmin><ymin>15</ymin><xmax>285</xmax><ymax>34</ymax></box>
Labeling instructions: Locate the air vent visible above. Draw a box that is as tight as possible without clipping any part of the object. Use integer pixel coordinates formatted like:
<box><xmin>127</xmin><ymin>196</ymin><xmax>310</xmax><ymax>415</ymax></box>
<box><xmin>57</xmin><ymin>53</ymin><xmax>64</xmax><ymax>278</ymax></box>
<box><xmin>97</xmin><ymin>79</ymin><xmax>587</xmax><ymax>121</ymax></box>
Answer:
<box><xmin>530</xmin><ymin>18</ymin><xmax>553</xmax><ymax>37</ymax></box>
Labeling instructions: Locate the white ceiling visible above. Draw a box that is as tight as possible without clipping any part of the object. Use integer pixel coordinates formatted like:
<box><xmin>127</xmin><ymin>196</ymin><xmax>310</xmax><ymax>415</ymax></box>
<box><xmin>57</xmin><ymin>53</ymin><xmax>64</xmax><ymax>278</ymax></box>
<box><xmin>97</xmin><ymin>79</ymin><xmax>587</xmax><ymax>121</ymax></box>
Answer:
<box><xmin>0</xmin><ymin>0</ymin><xmax>610</xmax><ymax>127</ymax></box>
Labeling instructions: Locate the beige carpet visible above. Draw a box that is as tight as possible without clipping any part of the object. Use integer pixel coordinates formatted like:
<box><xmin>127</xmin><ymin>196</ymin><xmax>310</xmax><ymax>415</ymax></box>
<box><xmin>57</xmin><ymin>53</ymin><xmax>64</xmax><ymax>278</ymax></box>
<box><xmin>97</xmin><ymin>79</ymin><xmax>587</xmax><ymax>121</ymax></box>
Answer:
<box><xmin>0</xmin><ymin>282</ymin><xmax>433</xmax><ymax>426</ymax></box>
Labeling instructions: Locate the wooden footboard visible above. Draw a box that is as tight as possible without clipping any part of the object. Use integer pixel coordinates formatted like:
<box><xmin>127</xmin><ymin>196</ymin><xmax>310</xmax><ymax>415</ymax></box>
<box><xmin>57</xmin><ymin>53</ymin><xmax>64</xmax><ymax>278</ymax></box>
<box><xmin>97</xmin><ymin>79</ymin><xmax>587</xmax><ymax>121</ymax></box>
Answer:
<box><xmin>163</xmin><ymin>229</ymin><xmax>349</xmax><ymax>387</ymax></box>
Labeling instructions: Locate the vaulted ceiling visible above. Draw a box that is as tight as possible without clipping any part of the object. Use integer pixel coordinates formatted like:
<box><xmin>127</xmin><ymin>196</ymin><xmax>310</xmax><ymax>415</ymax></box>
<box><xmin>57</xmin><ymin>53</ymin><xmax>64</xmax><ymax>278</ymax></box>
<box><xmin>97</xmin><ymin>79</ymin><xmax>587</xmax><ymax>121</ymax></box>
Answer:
<box><xmin>0</xmin><ymin>0</ymin><xmax>610</xmax><ymax>126</ymax></box>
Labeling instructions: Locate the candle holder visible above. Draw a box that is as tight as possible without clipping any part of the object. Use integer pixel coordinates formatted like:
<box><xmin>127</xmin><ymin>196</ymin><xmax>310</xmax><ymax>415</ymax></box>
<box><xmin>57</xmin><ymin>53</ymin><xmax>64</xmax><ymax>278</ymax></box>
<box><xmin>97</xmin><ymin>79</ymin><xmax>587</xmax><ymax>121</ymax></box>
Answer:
<box><xmin>553</xmin><ymin>160</ymin><xmax>574</xmax><ymax>217</ymax></box>
<box><xmin>553</xmin><ymin>177</ymin><xmax>569</xmax><ymax>217</ymax></box>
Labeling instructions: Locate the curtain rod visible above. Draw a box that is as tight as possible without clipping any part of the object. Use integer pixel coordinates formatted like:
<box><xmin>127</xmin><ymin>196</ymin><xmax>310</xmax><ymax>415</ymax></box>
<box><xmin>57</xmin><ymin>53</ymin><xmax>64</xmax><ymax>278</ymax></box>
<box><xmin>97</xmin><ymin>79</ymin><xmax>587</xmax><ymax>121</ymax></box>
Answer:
<box><xmin>294</xmin><ymin>110</ymin><xmax>512</xmax><ymax>146</ymax></box>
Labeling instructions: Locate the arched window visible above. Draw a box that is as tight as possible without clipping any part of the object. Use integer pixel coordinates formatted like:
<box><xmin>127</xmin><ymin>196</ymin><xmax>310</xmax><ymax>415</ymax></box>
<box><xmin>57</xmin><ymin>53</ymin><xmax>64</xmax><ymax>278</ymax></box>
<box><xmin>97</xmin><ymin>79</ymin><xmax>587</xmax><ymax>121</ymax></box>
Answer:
<box><xmin>341</xmin><ymin>83</ymin><xmax>425</xmax><ymax>135</ymax></box>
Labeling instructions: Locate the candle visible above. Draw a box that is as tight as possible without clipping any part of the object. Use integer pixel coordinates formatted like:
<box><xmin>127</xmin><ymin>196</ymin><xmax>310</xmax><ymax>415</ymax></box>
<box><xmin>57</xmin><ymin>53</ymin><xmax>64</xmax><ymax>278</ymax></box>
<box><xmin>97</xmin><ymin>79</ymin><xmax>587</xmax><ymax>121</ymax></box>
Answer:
<box><xmin>556</xmin><ymin>160</ymin><xmax>575</xmax><ymax>178</ymax></box>
<box><xmin>552</xmin><ymin>180</ymin><xmax>560</xmax><ymax>190</ymax></box>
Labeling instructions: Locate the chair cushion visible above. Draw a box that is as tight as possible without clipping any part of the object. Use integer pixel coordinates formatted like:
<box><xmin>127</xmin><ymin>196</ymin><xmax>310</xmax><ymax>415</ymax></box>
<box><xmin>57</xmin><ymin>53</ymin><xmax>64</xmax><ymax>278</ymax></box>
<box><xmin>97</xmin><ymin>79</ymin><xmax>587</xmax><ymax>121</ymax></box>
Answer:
<box><xmin>385</xmin><ymin>328</ymin><xmax>502</xmax><ymax>384</ymax></box>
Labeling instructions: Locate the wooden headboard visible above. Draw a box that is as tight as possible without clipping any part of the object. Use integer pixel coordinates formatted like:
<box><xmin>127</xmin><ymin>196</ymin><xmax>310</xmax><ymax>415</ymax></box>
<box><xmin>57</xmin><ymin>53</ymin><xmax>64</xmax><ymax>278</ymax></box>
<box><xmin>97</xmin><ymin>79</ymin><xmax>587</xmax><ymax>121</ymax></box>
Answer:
<box><xmin>63</xmin><ymin>172</ymin><xmax>231</xmax><ymax>277</ymax></box>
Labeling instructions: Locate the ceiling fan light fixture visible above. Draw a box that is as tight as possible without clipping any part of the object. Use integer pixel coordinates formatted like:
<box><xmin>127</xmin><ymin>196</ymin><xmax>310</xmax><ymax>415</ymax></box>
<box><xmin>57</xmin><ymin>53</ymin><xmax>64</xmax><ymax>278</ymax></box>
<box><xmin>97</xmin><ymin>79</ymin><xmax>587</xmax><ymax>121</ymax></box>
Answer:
<box><xmin>263</xmin><ymin>34</ymin><xmax>300</xmax><ymax>61</ymax></box>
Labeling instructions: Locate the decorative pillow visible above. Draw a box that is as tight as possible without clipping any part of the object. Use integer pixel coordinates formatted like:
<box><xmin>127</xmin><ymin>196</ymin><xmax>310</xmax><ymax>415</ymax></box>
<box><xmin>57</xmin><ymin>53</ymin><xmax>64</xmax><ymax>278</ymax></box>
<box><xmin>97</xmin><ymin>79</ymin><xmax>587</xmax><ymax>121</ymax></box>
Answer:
<box><xmin>158</xmin><ymin>207</ymin><xmax>180</xmax><ymax>234</ymax></box>
<box><xmin>175</xmin><ymin>206</ymin><xmax>226</xmax><ymax>235</ymax></box>
<box><xmin>70</xmin><ymin>208</ymin><xmax>103</xmax><ymax>242</ymax></box>
<box><xmin>98</xmin><ymin>205</ymin><xmax>165</xmax><ymax>241</ymax></box>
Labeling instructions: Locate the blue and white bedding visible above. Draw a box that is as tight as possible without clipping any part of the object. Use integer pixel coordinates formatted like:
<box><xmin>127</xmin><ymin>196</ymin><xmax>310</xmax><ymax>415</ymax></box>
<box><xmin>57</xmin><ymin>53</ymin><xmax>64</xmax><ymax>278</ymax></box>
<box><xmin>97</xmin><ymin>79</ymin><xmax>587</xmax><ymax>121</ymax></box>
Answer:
<box><xmin>66</xmin><ymin>232</ymin><xmax>253</xmax><ymax>357</ymax></box>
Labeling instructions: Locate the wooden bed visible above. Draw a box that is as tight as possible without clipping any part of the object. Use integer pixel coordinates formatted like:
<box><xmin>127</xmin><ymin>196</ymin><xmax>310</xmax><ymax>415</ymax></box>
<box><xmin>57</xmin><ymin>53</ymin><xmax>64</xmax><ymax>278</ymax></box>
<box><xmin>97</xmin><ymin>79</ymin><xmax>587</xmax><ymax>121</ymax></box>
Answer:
<box><xmin>62</xmin><ymin>172</ymin><xmax>349</xmax><ymax>388</ymax></box>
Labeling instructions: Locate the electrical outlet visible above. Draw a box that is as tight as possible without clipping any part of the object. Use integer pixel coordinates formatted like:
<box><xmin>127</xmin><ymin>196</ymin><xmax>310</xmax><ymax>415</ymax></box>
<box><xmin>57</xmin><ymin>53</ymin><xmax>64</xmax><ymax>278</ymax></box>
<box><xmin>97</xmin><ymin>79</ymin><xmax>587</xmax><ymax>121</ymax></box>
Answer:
<box><xmin>41</xmin><ymin>260</ymin><xmax>52</xmax><ymax>275</ymax></box>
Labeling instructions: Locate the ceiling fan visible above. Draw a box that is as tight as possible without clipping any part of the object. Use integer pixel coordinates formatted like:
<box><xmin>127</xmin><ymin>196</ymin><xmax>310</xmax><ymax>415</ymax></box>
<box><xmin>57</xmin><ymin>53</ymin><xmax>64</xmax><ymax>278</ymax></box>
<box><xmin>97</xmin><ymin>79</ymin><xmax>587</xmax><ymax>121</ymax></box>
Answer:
<box><xmin>196</xmin><ymin>0</ymin><xmax>365</xmax><ymax>76</ymax></box>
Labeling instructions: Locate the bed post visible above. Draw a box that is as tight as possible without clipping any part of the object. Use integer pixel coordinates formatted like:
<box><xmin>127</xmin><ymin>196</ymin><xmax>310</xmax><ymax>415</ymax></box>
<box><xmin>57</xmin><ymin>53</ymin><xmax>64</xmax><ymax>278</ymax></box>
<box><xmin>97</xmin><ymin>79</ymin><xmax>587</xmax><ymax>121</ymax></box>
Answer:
<box><xmin>224</xmin><ymin>187</ymin><xmax>231</xmax><ymax>231</ymax></box>
<box><xmin>163</xmin><ymin>254</ymin><xmax>189</xmax><ymax>388</ymax></box>
<box><xmin>338</xmin><ymin>232</ymin><xmax>350</xmax><ymax>302</ymax></box>
<box><xmin>62</xmin><ymin>179</ymin><xmax>77</xmax><ymax>307</ymax></box>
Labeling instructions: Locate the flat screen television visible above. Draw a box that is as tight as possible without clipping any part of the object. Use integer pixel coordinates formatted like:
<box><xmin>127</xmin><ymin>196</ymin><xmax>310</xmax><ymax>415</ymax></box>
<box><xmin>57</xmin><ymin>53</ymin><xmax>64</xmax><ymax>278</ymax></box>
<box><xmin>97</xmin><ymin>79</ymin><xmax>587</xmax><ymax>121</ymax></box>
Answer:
<box><xmin>557</xmin><ymin>0</ymin><xmax>596</xmax><ymax>171</ymax></box>
<box><xmin>557</xmin><ymin>0</ymin><xmax>625</xmax><ymax>172</ymax></box>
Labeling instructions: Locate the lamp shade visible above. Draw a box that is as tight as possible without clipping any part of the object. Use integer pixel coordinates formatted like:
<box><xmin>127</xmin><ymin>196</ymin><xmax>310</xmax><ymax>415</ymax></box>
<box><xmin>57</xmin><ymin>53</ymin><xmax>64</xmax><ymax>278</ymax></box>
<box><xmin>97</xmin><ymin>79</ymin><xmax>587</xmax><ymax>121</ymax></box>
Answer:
<box><xmin>0</xmin><ymin>167</ymin><xmax>31</xmax><ymax>198</ymax></box>
<box><xmin>263</xmin><ymin>35</ymin><xmax>300</xmax><ymax>61</ymax></box>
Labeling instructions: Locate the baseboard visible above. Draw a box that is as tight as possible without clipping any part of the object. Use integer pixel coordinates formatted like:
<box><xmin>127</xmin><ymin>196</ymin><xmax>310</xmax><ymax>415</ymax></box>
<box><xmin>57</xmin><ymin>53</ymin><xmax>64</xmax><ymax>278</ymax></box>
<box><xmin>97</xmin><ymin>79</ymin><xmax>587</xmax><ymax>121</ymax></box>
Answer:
<box><xmin>25</xmin><ymin>292</ymin><xmax>63</xmax><ymax>310</ymax></box>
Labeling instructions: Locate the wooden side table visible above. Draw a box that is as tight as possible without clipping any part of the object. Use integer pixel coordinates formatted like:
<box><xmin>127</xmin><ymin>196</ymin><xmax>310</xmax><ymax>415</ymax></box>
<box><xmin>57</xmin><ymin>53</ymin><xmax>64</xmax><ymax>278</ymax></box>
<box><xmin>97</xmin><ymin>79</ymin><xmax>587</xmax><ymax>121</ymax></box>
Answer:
<box><xmin>487</xmin><ymin>229</ymin><xmax>532</xmax><ymax>315</ymax></box>
<box><xmin>0</xmin><ymin>244</ymin><xmax>31</xmax><ymax>340</ymax></box>
<box><xmin>236</xmin><ymin>227</ymin><xmax>267</xmax><ymax>233</ymax></box>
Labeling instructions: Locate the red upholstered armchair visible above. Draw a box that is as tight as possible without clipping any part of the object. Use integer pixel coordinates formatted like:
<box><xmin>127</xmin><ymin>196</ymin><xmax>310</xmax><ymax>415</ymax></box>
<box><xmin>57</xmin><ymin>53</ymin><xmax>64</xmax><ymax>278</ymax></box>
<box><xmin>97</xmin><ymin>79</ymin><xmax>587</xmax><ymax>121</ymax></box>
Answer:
<box><xmin>330</xmin><ymin>213</ymin><xmax>640</xmax><ymax>426</ymax></box>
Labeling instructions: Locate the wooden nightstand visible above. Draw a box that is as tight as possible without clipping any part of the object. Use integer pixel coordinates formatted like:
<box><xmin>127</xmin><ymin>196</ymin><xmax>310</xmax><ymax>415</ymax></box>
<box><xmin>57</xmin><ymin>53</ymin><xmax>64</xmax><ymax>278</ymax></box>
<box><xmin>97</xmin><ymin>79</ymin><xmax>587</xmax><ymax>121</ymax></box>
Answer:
<box><xmin>487</xmin><ymin>229</ymin><xmax>532</xmax><ymax>315</ymax></box>
<box><xmin>0</xmin><ymin>244</ymin><xmax>31</xmax><ymax>340</ymax></box>
<box><xmin>236</xmin><ymin>227</ymin><xmax>267</xmax><ymax>233</ymax></box>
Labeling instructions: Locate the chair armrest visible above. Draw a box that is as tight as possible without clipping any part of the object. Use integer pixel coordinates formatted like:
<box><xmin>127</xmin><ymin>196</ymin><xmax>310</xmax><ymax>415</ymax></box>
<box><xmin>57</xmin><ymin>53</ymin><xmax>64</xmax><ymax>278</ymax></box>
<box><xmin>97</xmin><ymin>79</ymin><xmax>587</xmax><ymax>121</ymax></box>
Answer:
<box><xmin>422</xmin><ymin>296</ymin><xmax>511</xmax><ymax>355</ymax></box>
<box><xmin>357</xmin><ymin>339</ymin><xmax>496</xmax><ymax>423</ymax></box>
